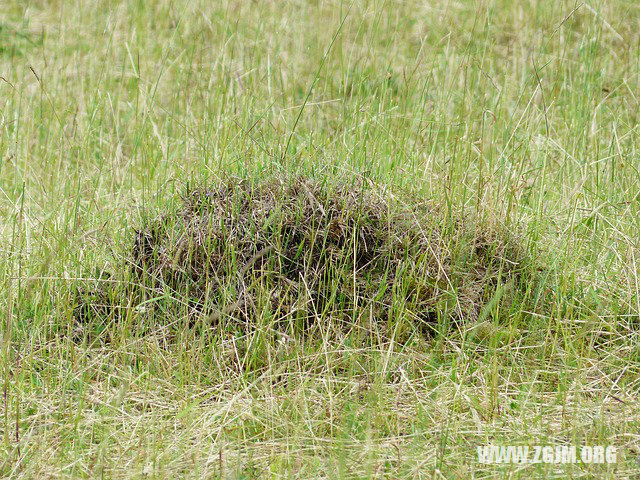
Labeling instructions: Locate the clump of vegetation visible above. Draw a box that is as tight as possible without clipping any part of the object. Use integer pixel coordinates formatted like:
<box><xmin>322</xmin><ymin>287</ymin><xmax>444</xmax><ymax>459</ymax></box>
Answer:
<box><xmin>75</xmin><ymin>176</ymin><xmax>542</xmax><ymax>343</ymax></box>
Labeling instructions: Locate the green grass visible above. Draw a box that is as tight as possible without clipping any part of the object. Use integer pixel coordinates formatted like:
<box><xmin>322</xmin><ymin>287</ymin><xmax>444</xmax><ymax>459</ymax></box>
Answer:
<box><xmin>1</xmin><ymin>0</ymin><xmax>639</xmax><ymax>478</ymax></box>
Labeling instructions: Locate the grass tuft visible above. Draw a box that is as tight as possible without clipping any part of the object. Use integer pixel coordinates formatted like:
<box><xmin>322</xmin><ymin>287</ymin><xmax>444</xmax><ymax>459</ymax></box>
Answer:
<box><xmin>75</xmin><ymin>175</ymin><xmax>543</xmax><ymax>348</ymax></box>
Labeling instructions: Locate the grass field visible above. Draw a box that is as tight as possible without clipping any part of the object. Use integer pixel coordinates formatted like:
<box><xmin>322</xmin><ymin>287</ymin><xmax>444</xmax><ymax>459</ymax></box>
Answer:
<box><xmin>1</xmin><ymin>0</ymin><xmax>640</xmax><ymax>478</ymax></box>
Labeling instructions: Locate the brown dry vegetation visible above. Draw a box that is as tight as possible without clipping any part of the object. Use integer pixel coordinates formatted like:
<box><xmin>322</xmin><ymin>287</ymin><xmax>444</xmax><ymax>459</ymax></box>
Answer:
<box><xmin>75</xmin><ymin>176</ymin><xmax>542</xmax><ymax>347</ymax></box>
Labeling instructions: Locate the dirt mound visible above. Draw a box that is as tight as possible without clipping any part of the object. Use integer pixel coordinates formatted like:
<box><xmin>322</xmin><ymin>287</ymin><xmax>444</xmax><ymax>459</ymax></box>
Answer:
<box><xmin>75</xmin><ymin>176</ymin><xmax>538</xmax><ymax>342</ymax></box>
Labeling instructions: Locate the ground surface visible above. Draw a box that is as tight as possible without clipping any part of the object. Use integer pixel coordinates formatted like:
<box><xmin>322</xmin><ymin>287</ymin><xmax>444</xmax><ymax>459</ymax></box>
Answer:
<box><xmin>1</xmin><ymin>1</ymin><xmax>639</xmax><ymax>478</ymax></box>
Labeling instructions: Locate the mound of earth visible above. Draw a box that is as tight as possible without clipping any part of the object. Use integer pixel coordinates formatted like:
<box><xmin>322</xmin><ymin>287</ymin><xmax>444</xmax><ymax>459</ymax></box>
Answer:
<box><xmin>75</xmin><ymin>176</ymin><xmax>539</xmax><ymax>342</ymax></box>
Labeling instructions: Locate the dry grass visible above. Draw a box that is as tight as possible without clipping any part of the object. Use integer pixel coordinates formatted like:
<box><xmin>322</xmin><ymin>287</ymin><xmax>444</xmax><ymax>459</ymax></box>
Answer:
<box><xmin>1</xmin><ymin>0</ymin><xmax>639</xmax><ymax>478</ymax></box>
<box><xmin>75</xmin><ymin>176</ymin><xmax>540</xmax><ymax>348</ymax></box>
